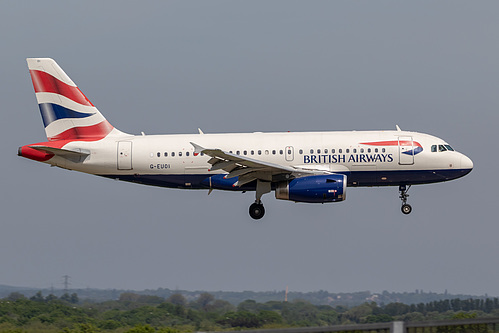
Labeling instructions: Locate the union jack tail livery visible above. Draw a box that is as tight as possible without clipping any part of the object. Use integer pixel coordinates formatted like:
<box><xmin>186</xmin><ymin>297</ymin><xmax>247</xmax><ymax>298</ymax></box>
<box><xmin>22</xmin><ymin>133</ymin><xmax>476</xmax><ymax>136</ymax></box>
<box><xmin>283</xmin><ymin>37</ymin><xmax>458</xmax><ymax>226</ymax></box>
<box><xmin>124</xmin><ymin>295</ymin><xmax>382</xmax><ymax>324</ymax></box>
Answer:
<box><xmin>27</xmin><ymin>58</ymin><xmax>124</xmax><ymax>141</ymax></box>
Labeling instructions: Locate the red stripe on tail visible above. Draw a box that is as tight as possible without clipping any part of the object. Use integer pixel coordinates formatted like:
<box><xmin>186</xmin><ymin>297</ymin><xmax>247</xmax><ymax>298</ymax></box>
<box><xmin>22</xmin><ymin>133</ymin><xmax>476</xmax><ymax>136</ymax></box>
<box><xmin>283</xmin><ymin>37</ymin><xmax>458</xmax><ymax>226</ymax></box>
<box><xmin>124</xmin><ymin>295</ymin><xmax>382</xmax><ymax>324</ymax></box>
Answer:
<box><xmin>29</xmin><ymin>70</ymin><xmax>94</xmax><ymax>107</ymax></box>
<box><xmin>48</xmin><ymin>120</ymin><xmax>114</xmax><ymax>141</ymax></box>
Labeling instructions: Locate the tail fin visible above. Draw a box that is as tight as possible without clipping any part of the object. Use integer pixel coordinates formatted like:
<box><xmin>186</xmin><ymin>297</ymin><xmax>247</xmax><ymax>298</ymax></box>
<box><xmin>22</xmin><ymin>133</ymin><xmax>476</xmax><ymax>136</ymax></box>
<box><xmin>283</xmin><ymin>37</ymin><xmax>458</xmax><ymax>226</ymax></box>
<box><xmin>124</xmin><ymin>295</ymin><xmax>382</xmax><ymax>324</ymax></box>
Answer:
<box><xmin>27</xmin><ymin>58</ymin><xmax>124</xmax><ymax>141</ymax></box>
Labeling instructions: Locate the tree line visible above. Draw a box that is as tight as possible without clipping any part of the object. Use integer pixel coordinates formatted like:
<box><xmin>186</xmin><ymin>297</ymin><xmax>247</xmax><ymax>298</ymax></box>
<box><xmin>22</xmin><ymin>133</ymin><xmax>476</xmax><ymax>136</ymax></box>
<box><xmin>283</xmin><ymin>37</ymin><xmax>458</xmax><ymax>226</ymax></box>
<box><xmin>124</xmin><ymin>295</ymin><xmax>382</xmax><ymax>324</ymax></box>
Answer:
<box><xmin>0</xmin><ymin>291</ymin><xmax>498</xmax><ymax>332</ymax></box>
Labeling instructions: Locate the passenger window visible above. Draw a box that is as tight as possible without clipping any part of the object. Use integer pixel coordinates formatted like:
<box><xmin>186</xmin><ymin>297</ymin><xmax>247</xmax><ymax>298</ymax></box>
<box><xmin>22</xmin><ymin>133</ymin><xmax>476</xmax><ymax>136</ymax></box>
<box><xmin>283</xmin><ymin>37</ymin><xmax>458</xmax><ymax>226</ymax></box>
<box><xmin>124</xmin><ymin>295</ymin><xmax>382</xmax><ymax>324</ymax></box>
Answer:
<box><xmin>317</xmin><ymin>149</ymin><xmax>321</xmax><ymax>154</ymax></box>
<box><xmin>186</xmin><ymin>152</ymin><xmax>189</xmax><ymax>157</ymax></box>
<box><xmin>382</xmin><ymin>148</ymin><xmax>386</xmax><ymax>153</ymax></box>
<box><xmin>339</xmin><ymin>149</ymin><xmax>342</xmax><ymax>153</ymax></box>
<box><xmin>367</xmin><ymin>148</ymin><xmax>371</xmax><ymax>153</ymax></box>
<box><xmin>243</xmin><ymin>150</ymin><xmax>247</xmax><ymax>155</ymax></box>
<box><xmin>164</xmin><ymin>152</ymin><xmax>168</xmax><ymax>157</ymax></box>
<box><xmin>258</xmin><ymin>150</ymin><xmax>262</xmax><ymax>155</ymax></box>
<box><xmin>431</xmin><ymin>145</ymin><xmax>437</xmax><ymax>152</ymax></box>
<box><xmin>236</xmin><ymin>151</ymin><xmax>240</xmax><ymax>155</ymax></box>
<box><xmin>179</xmin><ymin>152</ymin><xmax>182</xmax><ymax>157</ymax></box>
<box><xmin>299</xmin><ymin>149</ymin><xmax>303</xmax><ymax>154</ymax></box>
<box><xmin>360</xmin><ymin>148</ymin><xmax>364</xmax><ymax>153</ymax></box>
<box><xmin>251</xmin><ymin>150</ymin><xmax>254</xmax><ymax>155</ymax></box>
<box><xmin>332</xmin><ymin>149</ymin><xmax>335</xmax><ymax>154</ymax></box>
<box><xmin>310</xmin><ymin>149</ymin><xmax>314</xmax><ymax>154</ymax></box>
<box><xmin>324</xmin><ymin>149</ymin><xmax>328</xmax><ymax>154</ymax></box>
<box><xmin>265</xmin><ymin>150</ymin><xmax>269</xmax><ymax>155</ymax></box>
<box><xmin>157</xmin><ymin>152</ymin><xmax>161</xmax><ymax>157</ymax></box>
<box><xmin>375</xmin><ymin>148</ymin><xmax>378</xmax><ymax>153</ymax></box>
<box><xmin>353</xmin><ymin>149</ymin><xmax>357</xmax><ymax>153</ymax></box>
<box><xmin>346</xmin><ymin>149</ymin><xmax>350</xmax><ymax>153</ymax></box>
<box><xmin>172</xmin><ymin>152</ymin><xmax>175</xmax><ymax>157</ymax></box>
<box><xmin>279</xmin><ymin>150</ymin><xmax>283</xmax><ymax>155</ymax></box>
<box><xmin>272</xmin><ymin>150</ymin><xmax>276</xmax><ymax>155</ymax></box>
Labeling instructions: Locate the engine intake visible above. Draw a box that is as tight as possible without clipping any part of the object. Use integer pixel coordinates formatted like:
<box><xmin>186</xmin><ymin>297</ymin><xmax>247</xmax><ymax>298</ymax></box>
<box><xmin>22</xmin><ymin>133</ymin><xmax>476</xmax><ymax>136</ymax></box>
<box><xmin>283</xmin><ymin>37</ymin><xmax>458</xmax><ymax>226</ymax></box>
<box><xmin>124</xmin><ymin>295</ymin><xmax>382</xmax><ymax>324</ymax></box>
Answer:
<box><xmin>275</xmin><ymin>174</ymin><xmax>347</xmax><ymax>203</ymax></box>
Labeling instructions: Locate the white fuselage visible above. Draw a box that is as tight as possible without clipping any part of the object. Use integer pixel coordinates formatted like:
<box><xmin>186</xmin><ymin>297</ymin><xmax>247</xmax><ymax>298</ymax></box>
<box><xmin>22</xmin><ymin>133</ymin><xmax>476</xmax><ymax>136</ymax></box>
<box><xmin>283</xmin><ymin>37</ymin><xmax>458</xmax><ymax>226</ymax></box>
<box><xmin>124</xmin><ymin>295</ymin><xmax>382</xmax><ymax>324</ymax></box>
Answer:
<box><xmin>47</xmin><ymin>129</ymin><xmax>472</xmax><ymax>191</ymax></box>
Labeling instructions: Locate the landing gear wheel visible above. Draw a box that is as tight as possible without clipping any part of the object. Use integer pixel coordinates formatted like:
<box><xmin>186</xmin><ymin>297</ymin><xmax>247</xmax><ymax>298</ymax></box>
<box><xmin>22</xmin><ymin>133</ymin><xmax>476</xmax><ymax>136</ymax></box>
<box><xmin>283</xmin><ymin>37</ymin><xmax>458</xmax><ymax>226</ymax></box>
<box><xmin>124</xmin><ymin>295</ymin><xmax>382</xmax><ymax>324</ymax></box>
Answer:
<box><xmin>399</xmin><ymin>185</ymin><xmax>412</xmax><ymax>215</ymax></box>
<box><xmin>401</xmin><ymin>204</ymin><xmax>412</xmax><ymax>215</ymax></box>
<box><xmin>249</xmin><ymin>202</ymin><xmax>265</xmax><ymax>220</ymax></box>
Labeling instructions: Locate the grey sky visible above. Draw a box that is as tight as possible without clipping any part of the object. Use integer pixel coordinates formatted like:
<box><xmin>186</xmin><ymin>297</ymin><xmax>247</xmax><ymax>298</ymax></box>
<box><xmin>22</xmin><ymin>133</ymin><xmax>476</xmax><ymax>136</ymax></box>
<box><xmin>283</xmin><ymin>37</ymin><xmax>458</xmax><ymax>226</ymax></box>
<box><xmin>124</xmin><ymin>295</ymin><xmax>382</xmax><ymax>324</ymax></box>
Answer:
<box><xmin>1</xmin><ymin>1</ymin><xmax>498</xmax><ymax>296</ymax></box>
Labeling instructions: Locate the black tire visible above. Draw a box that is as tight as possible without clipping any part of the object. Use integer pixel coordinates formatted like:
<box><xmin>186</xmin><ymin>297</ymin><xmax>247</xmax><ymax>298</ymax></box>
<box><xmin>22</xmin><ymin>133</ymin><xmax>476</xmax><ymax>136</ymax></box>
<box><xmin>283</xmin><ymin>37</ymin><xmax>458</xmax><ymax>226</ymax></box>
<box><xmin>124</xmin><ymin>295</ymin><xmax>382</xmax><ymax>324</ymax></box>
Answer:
<box><xmin>401</xmin><ymin>204</ymin><xmax>412</xmax><ymax>215</ymax></box>
<box><xmin>249</xmin><ymin>203</ymin><xmax>265</xmax><ymax>220</ymax></box>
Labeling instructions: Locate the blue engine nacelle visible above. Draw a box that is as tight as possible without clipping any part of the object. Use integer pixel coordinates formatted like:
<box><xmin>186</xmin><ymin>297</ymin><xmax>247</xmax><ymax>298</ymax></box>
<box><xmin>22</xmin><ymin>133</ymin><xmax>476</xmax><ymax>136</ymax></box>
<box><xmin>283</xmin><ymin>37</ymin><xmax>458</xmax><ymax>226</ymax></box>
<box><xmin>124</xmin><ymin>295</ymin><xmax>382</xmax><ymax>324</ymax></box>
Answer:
<box><xmin>275</xmin><ymin>174</ymin><xmax>347</xmax><ymax>203</ymax></box>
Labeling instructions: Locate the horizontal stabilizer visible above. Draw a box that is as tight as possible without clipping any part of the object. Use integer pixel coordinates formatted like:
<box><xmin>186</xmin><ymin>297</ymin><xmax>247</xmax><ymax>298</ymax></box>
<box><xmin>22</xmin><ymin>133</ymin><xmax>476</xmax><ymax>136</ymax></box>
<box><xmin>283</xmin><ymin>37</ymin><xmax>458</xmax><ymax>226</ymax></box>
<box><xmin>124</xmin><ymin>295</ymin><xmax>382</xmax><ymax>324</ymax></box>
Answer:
<box><xmin>30</xmin><ymin>146</ymin><xmax>90</xmax><ymax>163</ymax></box>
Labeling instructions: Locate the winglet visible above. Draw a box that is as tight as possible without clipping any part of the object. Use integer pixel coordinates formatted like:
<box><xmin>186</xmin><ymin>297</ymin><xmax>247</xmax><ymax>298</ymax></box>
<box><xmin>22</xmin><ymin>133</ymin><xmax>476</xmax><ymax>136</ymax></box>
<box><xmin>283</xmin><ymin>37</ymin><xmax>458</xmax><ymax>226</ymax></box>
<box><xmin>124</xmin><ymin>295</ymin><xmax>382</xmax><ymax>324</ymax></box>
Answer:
<box><xmin>396</xmin><ymin>125</ymin><xmax>402</xmax><ymax>131</ymax></box>
<box><xmin>198</xmin><ymin>128</ymin><xmax>204</xmax><ymax>134</ymax></box>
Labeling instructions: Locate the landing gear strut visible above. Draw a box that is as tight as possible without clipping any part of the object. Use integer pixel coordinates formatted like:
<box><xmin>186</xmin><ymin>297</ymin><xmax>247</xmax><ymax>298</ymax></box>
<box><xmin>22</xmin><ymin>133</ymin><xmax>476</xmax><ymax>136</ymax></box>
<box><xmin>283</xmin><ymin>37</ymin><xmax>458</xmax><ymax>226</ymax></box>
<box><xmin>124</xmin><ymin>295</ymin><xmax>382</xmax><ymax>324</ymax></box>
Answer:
<box><xmin>399</xmin><ymin>185</ymin><xmax>412</xmax><ymax>215</ymax></box>
<box><xmin>249</xmin><ymin>180</ymin><xmax>271</xmax><ymax>220</ymax></box>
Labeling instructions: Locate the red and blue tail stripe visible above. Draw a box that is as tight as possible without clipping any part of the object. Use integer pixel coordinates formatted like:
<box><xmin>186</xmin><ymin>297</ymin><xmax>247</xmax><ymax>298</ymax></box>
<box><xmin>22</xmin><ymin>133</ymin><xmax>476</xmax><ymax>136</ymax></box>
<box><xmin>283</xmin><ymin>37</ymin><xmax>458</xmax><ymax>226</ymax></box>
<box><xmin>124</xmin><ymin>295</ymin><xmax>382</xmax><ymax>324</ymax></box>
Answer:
<box><xmin>27</xmin><ymin>58</ymin><xmax>117</xmax><ymax>142</ymax></box>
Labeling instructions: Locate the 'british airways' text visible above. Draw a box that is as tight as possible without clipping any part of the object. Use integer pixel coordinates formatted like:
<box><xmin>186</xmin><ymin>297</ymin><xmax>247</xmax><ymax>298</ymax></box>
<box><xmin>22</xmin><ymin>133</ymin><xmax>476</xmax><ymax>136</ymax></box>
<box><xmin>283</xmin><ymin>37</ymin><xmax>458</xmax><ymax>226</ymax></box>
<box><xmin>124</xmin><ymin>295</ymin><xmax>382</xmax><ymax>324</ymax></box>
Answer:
<box><xmin>303</xmin><ymin>154</ymin><xmax>394</xmax><ymax>164</ymax></box>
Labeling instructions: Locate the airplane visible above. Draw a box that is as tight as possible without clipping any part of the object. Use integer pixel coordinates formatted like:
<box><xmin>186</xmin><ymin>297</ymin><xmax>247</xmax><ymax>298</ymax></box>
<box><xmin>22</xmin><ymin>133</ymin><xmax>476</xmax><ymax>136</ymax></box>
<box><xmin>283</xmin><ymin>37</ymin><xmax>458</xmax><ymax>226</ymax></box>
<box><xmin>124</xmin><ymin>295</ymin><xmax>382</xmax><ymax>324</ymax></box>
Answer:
<box><xmin>18</xmin><ymin>58</ymin><xmax>473</xmax><ymax>219</ymax></box>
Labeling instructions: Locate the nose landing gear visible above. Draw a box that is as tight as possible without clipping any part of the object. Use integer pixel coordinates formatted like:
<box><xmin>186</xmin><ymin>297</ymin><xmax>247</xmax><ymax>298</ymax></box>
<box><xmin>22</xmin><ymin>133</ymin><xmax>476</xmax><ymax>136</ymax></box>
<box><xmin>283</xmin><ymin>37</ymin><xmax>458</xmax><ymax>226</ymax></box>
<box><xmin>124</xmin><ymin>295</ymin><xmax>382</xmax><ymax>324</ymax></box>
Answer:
<box><xmin>399</xmin><ymin>185</ymin><xmax>412</xmax><ymax>215</ymax></box>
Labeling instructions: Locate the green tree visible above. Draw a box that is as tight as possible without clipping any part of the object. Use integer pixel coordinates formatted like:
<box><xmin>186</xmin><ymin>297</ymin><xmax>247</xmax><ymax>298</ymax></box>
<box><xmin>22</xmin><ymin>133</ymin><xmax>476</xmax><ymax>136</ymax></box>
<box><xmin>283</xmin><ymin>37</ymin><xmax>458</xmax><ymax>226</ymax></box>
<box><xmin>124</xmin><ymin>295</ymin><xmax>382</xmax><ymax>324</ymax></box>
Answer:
<box><xmin>219</xmin><ymin>311</ymin><xmax>261</xmax><ymax>328</ymax></box>
<box><xmin>5</xmin><ymin>292</ymin><xmax>26</xmax><ymax>301</ymax></box>
<box><xmin>194</xmin><ymin>293</ymin><xmax>215</xmax><ymax>311</ymax></box>
<box><xmin>70</xmin><ymin>293</ymin><xmax>79</xmax><ymax>304</ymax></box>
<box><xmin>237</xmin><ymin>299</ymin><xmax>258</xmax><ymax>313</ymax></box>
<box><xmin>166</xmin><ymin>294</ymin><xmax>187</xmax><ymax>306</ymax></box>
<box><xmin>257</xmin><ymin>310</ymin><xmax>283</xmax><ymax>326</ymax></box>
<box><xmin>30</xmin><ymin>291</ymin><xmax>44</xmax><ymax>302</ymax></box>
<box><xmin>120</xmin><ymin>293</ymin><xmax>141</xmax><ymax>302</ymax></box>
<box><xmin>125</xmin><ymin>324</ymin><xmax>155</xmax><ymax>333</ymax></box>
<box><xmin>383</xmin><ymin>302</ymin><xmax>410</xmax><ymax>316</ymax></box>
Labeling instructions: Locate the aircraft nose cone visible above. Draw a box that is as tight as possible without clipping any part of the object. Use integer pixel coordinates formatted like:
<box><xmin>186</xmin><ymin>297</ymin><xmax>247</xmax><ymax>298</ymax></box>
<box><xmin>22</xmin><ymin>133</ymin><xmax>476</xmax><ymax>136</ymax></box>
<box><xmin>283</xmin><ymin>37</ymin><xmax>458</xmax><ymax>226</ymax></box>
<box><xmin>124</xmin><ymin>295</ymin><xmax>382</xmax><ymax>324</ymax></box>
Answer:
<box><xmin>460</xmin><ymin>154</ymin><xmax>473</xmax><ymax>170</ymax></box>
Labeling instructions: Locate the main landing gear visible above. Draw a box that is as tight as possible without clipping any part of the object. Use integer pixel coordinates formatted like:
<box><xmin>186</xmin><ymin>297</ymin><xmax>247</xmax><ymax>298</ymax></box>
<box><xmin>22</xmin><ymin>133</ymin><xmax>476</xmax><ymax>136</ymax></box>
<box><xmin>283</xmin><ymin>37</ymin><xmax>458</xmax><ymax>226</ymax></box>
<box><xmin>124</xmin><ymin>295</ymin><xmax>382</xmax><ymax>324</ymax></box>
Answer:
<box><xmin>249</xmin><ymin>180</ymin><xmax>271</xmax><ymax>220</ymax></box>
<box><xmin>399</xmin><ymin>185</ymin><xmax>412</xmax><ymax>215</ymax></box>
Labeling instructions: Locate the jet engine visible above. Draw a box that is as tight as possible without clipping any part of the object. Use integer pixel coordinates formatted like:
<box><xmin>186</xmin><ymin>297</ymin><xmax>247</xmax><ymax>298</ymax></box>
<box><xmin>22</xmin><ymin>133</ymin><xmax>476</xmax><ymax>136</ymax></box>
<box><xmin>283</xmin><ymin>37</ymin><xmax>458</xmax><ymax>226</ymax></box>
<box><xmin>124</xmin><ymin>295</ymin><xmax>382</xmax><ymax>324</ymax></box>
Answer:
<box><xmin>275</xmin><ymin>174</ymin><xmax>347</xmax><ymax>203</ymax></box>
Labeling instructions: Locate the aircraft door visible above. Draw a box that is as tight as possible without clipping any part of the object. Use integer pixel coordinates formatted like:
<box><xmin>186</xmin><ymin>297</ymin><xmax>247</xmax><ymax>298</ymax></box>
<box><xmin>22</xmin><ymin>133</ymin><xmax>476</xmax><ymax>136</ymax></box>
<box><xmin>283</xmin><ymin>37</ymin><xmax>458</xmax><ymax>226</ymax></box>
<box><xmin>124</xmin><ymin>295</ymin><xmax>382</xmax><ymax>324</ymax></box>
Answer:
<box><xmin>117</xmin><ymin>141</ymin><xmax>133</xmax><ymax>170</ymax></box>
<box><xmin>285</xmin><ymin>146</ymin><xmax>294</xmax><ymax>161</ymax></box>
<box><xmin>398</xmin><ymin>136</ymin><xmax>414</xmax><ymax>165</ymax></box>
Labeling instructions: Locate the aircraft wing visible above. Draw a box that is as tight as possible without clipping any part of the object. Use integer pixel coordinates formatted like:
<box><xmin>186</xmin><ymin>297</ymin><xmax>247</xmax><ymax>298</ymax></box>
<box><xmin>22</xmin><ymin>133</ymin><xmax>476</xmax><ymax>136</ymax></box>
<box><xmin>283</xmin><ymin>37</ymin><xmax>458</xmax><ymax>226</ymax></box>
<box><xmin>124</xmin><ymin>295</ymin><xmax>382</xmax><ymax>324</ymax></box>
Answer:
<box><xmin>190</xmin><ymin>142</ymin><xmax>325</xmax><ymax>186</ymax></box>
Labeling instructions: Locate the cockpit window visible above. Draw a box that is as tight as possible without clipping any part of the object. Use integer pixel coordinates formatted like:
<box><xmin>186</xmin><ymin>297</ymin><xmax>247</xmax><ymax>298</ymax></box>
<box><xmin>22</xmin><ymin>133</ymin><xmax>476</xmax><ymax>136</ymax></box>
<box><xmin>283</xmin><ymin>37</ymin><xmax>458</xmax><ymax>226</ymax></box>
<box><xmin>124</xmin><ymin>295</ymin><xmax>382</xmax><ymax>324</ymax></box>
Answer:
<box><xmin>432</xmin><ymin>144</ymin><xmax>455</xmax><ymax>152</ymax></box>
